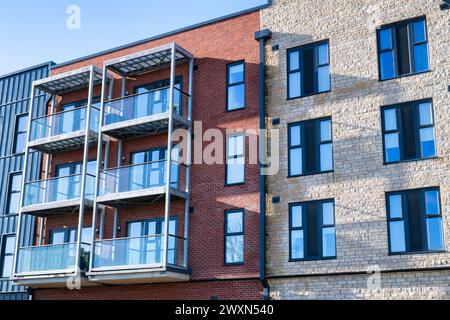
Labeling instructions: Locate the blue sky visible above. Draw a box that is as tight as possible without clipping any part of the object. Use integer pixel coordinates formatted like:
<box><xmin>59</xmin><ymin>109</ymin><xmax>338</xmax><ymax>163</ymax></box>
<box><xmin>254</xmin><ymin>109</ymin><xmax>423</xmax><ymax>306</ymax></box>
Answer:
<box><xmin>0</xmin><ymin>0</ymin><xmax>267</xmax><ymax>75</ymax></box>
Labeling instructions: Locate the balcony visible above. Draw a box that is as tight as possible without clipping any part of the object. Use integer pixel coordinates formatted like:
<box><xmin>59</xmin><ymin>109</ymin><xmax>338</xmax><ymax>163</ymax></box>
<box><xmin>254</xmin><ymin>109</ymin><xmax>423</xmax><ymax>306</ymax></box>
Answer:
<box><xmin>102</xmin><ymin>87</ymin><xmax>190</xmax><ymax>139</ymax></box>
<box><xmin>13</xmin><ymin>243</ymin><xmax>92</xmax><ymax>288</ymax></box>
<box><xmin>28</xmin><ymin>105</ymin><xmax>100</xmax><ymax>154</ymax></box>
<box><xmin>21</xmin><ymin>174</ymin><xmax>95</xmax><ymax>217</ymax></box>
<box><xmin>96</xmin><ymin>160</ymin><xmax>187</xmax><ymax>207</ymax></box>
<box><xmin>88</xmin><ymin>234</ymin><xmax>189</xmax><ymax>284</ymax></box>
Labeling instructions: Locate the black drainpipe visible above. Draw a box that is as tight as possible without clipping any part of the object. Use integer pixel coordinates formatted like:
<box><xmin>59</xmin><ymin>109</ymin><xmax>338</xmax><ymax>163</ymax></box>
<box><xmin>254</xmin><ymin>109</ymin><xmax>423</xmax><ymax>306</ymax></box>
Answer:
<box><xmin>254</xmin><ymin>28</ymin><xmax>272</xmax><ymax>301</ymax></box>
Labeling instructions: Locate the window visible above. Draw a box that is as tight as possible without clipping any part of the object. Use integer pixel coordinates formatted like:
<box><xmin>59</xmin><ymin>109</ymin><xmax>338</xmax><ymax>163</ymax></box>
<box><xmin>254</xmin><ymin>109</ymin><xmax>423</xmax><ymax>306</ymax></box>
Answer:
<box><xmin>54</xmin><ymin>160</ymin><xmax>97</xmax><ymax>201</ymax></box>
<box><xmin>289</xmin><ymin>118</ymin><xmax>333</xmax><ymax>177</ymax></box>
<box><xmin>5</xmin><ymin>173</ymin><xmax>22</xmax><ymax>215</ymax></box>
<box><xmin>60</xmin><ymin>97</ymin><xmax>101</xmax><ymax>133</ymax></box>
<box><xmin>226</xmin><ymin>134</ymin><xmax>245</xmax><ymax>185</ymax></box>
<box><xmin>377</xmin><ymin>17</ymin><xmax>429</xmax><ymax>80</ymax></box>
<box><xmin>227</xmin><ymin>61</ymin><xmax>245</xmax><ymax>111</ymax></box>
<box><xmin>289</xmin><ymin>200</ymin><xmax>336</xmax><ymax>261</ymax></box>
<box><xmin>288</xmin><ymin>41</ymin><xmax>330</xmax><ymax>99</ymax></box>
<box><xmin>127</xmin><ymin>218</ymin><xmax>177</xmax><ymax>265</ymax></box>
<box><xmin>135</xmin><ymin>77</ymin><xmax>182</xmax><ymax>116</ymax></box>
<box><xmin>1</xmin><ymin>235</ymin><xmax>16</xmax><ymax>278</ymax></box>
<box><xmin>50</xmin><ymin>227</ymin><xmax>92</xmax><ymax>245</ymax></box>
<box><xmin>13</xmin><ymin>114</ymin><xmax>28</xmax><ymax>154</ymax></box>
<box><xmin>382</xmin><ymin>99</ymin><xmax>436</xmax><ymax>164</ymax></box>
<box><xmin>130</xmin><ymin>146</ymin><xmax>179</xmax><ymax>190</ymax></box>
<box><xmin>387</xmin><ymin>188</ymin><xmax>444</xmax><ymax>254</ymax></box>
<box><xmin>225</xmin><ymin>210</ymin><xmax>244</xmax><ymax>264</ymax></box>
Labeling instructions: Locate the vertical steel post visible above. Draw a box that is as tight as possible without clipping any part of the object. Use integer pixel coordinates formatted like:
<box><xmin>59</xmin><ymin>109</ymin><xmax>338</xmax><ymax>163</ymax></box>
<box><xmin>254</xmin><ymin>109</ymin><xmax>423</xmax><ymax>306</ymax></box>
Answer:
<box><xmin>113</xmin><ymin>77</ymin><xmax>126</xmax><ymax>239</ymax></box>
<box><xmin>38</xmin><ymin>96</ymin><xmax>55</xmax><ymax>245</ymax></box>
<box><xmin>163</xmin><ymin>44</ymin><xmax>176</xmax><ymax>268</ymax></box>
<box><xmin>12</xmin><ymin>83</ymin><xmax>36</xmax><ymax>276</ymax></box>
<box><xmin>100</xmin><ymin>78</ymin><xmax>113</xmax><ymax>240</ymax></box>
<box><xmin>75</xmin><ymin>66</ymin><xmax>95</xmax><ymax>275</ymax></box>
<box><xmin>183</xmin><ymin>58</ymin><xmax>194</xmax><ymax>267</ymax></box>
<box><xmin>89</xmin><ymin>65</ymin><xmax>108</xmax><ymax>272</ymax></box>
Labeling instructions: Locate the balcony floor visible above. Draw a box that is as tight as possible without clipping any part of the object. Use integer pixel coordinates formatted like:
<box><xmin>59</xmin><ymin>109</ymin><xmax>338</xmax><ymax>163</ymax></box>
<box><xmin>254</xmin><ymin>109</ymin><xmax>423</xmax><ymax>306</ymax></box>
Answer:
<box><xmin>102</xmin><ymin>113</ymin><xmax>190</xmax><ymax>140</ymax></box>
<box><xmin>13</xmin><ymin>273</ymin><xmax>96</xmax><ymax>289</ymax></box>
<box><xmin>96</xmin><ymin>187</ymin><xmax>187</xmax><ymax>208</ymax></box>
<box><xmin>28</xmin><ymin>130</ymin><xmax>98</xmax><ymax>154</ymax></box>
<box><xmin>87</xmin><ymin>267</ymin><xmax>190</xmax><ymax>285</ymax></box>
<box><xmin>21</xmin><ymin>199</ymin><xmax>94</xmax><ymax>217</ymax></box>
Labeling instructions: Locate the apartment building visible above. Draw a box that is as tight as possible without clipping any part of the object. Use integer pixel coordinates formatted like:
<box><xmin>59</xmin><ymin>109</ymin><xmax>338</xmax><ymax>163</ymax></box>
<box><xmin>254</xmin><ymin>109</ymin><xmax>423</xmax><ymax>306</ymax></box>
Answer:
<box><xmin>10</xmin><ymin>6</ymin><xmax>270</xmax><ymax>300</ymax></box>
<box><xmin>262</xmin><ymin>0</ymin><xmax>450</xmax><ymax>299</ymax></box>
<box><xmin>0</xmin><ymin>63</ymin><xmax>53</xmax><ymax>300</ymax></box>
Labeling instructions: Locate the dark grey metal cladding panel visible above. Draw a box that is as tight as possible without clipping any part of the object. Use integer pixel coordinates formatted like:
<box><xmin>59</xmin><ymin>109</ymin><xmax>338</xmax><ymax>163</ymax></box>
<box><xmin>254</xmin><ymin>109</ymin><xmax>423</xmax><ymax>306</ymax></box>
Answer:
<box><xmin>0</xmin><ymin>292</ymin><xmax>30</xmax><ymax>300</ymax></box>
<box><xmin>0</xmin><ymin>279</ymin><xmax>27</xmax><ymax>295</ymax></box>
<box><xmin>0</xmin><ymin>153</ymin><xmax>37</xmax><ymax>243</ymax></box>
<box><xmin>0</xmin><ymin>64</ymin><xmax>50</xmax><ymax>298</ymax></box>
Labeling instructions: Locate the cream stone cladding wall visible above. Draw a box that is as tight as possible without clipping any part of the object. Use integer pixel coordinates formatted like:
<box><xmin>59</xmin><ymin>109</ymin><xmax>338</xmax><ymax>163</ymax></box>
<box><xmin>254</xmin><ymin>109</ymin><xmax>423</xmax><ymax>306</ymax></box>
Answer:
<box><xmin>261</xmin><ymin>0</ymin><xmax>450</xmax><ymax>298</ymax></box>
<box><xmin>269</xmin><ymin>270</ymin><xmax>450</xmax><ymax>300</ymax></box>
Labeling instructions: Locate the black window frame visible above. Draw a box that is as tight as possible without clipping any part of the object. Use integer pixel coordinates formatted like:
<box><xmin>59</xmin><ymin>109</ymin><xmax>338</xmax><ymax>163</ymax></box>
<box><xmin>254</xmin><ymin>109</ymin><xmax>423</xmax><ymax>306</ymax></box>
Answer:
<box><xmin>287</xmin><ymin>40</ymin><xmax>331</xmax><ymax>100</ymax></box>
<box><xmin>4</xmin><ymin>171</ymin><xmax>22</xmax><ymax>216</ymax></box>
<box><xmin>224</xmin><ymin>209</ymin><xmax>245</xmax><ymax>266</ymax></box>
<box><xmin>50</xmin><ymin>226</ymin><xmax>93</xmax><ymax>245</ymax></box>
<box><xmin>289</xmin><ymin>199</ymin><xmax>336</xmax><ymax>262</ymax></box>
<box><xmin>12</xmin><ymin>113</ymin><xmax>28</xmax><ymax>155</ymax></box>
<box><xmin>381</xmin><ymin>99</ymin><xmax>436</xmax><ymax>165</ymax></box>
<box><xmin>50</xmin><ymin>228</ymin><xmax>77</xmax><ymax>244</ymax></box>
<box><xmin>0</xmin><ymin>234</ymin><xmax>16</xmax><ymax>279</ymax></box>
<box><xmin>126</xmin><ymin>216</ymin><xmax>178</xmax><ymax>265</ymax></box>
<box><xmin>226</xmin><ymin>60</ymin><xmax>246</xmax><ymax>112</ymax></box>
<box><xmin>288</xmin><ymin>117</ymin><xmax>333</xmax><ymax>178</ymax></box>
<box><xmin>130</xmin><ymin>145</ymin><xmax>180</xmax><ymax>188</ymax></box>
<box><xmin>377</xmin><ymin>16</ymin><xmax>430</xmax><ymax>81</ymax></box>
<box><xmin>225</xmin><ymin>132</ymin><xmax>246</xmax><ymax>186</ymax></box>
<box><xmin>134</xmin><ymin>76</ymin><xmax>183</xmax><ymax>116</ymax></box>
<box><xmin>386</xmin><ymin>187</ymin><xmax>445</xmax><ymax>255</ymax></box>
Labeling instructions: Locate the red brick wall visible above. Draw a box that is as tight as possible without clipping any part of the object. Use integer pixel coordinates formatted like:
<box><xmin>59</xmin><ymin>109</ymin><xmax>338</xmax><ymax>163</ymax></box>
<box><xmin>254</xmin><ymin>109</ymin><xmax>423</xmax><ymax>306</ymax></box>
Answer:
<box><xmin>33</xmin><ymin>279</ymin><xmax>263</xmax><ymax>300</ymax></box>
<box><xmin>34</xmin><ymin>11</ymin><xmax>262</xmax><ymax>300</ymax></box>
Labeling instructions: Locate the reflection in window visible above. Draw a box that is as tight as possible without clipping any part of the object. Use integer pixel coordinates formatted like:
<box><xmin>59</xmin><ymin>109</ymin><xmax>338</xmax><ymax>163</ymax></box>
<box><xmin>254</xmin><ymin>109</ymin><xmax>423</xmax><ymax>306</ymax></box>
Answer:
<box><xmin>6</xmin><ymin>173</ymin><xmax>22</xmax><ymax>215</ymax></box>
<box><xmin>382</xmin><ymin>100</ymin><xmax>435</xmax><ymax>163</ymax></box>
<box><xmin>1</xmin><ymin>235</ymin><xmax>16</xmax><ymax>278</ymax></box>
<box><xmin>225</xmin><ymin>210</ymin><xmax>244</xmax><ymax>264</ymax></box>
<box><xmin>289</xmin><ymin>118</ymin><xmax>333</xmax><ymax>176</ymax></box>
<box><xmin>226</xmin><ymin>134</ymin><xmax>245</xmax><ymax>185</ymax></box>
<box><xmin>288</xmin><ymin>41</ymin><xmax>330</xmax><ymax>99</ymax></box>
<box><xmin>377</xmin><ymin>18</ymin><xmax>429</xmax><ymax>80</ymax></box>
<box><xmin>290</xmin><ymin>200</ymin><xmax>336</xmax><ymax>260</ymax></box>
<box><xmin>387</xmin><ymin>188</ymin><xmax>444</xmax><ymax>254</ymax></box>
<box><xmin>13</xmin><ymin>114</ymin><xmax>28</xmax><ymax>154</ymax></box>
<box><xmin>227</xmin><ymin>62</ymin><xmax>245</xmax><ymax>111</ymax></box>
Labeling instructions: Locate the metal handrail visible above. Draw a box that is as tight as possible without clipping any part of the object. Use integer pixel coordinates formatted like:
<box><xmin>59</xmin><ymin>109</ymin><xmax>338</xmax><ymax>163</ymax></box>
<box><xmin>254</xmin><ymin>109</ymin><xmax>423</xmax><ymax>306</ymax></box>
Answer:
<box><xmin>104</xmin><ymin>87</ymin><xmax>167</xmax><ymax>105</ymax></box>
<box><xmin>18</xmin><ymin>241</ymin><xmax>91</xmax><ymax>250</ymax></box>
<box><xmin>31</xmin><ymin>104</ymin><xmax>100</xmax><ymax>121</ymax></box>
<box><xmin>94</xmin><ymin>233</ymin><xmax>186</xmax><ymax>244</ymax></box>
<box><xmin>100</xmin><ymin>159</ymin><xmax>187</xmax><ymax>173</ymax></box>
<box><xmin>24</xmin><ymin>173</ymin><xmax>96</xmax><ymax>185</ymax></box>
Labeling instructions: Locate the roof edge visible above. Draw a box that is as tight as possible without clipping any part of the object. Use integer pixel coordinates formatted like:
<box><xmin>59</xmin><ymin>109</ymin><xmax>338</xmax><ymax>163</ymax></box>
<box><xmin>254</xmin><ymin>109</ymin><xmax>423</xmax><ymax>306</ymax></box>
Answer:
<box><xmin>52</xmin><ymin>1</ymin><xmax>272</xmax><ymax>70</ymax></box>
<box><xmin>0</xmin><ymin>61</ymin><xmax>56</xmax><ymax>80</ymax></box>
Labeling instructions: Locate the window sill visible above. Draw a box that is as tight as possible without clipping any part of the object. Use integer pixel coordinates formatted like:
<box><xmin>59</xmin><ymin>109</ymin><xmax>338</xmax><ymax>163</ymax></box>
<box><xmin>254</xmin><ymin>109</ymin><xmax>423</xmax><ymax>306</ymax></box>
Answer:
<box><xmin>389</xmin><ymin>250</ymin><xmax>445</xmax><ymax>256</ymax></box>
<box><xmin>289</xmin><ymin>256</ymin><xmax>337</xmax><ymax>262</ymax></box>
<box><xmin>288</xmin><ymin>170</ymin><xmax>334</xmax><ymax>179</ymax></box>
<box><xmin>287</xmin><ymin>89</ymin><xmax>331</xmax><ymax>101</ymax></box>
<box><xmin>225</xmin><ymin>182</ymin><xmax>245</xmax><ymax>187</ymax></box>
<box><xmin>224</xmin><ymin>262</ymin><xmax>244</xmax><ymax>267</ymax></box>
<box><xmin>226</xmin><ymin>106</ymin><xmax>246</xmax><ymax>113</ymax></box>
<box><xmin>379</xmin><ymin>69</ymin><xmax>432</xmax><ymax>82</ymax></box>
<box><xmin>383</xmin><ymin>156</ymin><xmax>439</xmax><ymax>166</ymax></box>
